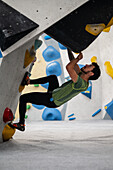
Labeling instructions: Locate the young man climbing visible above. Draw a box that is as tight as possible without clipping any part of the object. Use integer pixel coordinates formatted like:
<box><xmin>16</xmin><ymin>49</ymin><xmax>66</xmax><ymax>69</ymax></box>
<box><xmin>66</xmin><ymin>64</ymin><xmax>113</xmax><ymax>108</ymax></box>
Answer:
<box><xmin>9</xmin><ymin>49</ymin><xmax>101</xmax><ymax>131</ymax></box>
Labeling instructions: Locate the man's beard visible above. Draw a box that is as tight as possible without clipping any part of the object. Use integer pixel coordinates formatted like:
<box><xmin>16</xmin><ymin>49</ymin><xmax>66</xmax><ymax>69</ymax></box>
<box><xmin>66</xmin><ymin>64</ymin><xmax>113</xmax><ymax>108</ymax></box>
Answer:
<box><xmin>81</xmin><ymin>68</ymin><xmax>87</xmax><ymax>74</ymax></box>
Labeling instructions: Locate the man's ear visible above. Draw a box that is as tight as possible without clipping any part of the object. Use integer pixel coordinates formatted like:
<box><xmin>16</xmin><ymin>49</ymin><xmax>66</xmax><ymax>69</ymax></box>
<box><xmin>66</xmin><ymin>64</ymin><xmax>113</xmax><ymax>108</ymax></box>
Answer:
<box><xmin>88</xmin><ymin>72</ymin><xmax>94</xmax><ymax>77</ymax></box>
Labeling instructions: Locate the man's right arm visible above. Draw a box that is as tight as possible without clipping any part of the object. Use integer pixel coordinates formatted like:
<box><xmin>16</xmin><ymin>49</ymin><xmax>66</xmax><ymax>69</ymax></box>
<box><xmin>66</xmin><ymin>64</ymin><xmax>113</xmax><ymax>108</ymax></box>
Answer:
<box><xmin>67</xmin><ymin>49</ymin><xmax>83</xmax><ymax>74</ymax></box>
<box><xmin>66</xmin><ymin>52</ymin><xmax>83</xmax><ymax>83</ymax></box>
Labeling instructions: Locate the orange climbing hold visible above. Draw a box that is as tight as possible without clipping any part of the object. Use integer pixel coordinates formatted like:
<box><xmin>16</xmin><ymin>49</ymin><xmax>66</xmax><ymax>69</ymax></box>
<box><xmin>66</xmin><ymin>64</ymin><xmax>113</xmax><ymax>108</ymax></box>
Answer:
<box><xmin>24</xmin><ymin>46</ymin><xmax>36</xmax><ymax>68</ymax></box>
<box><xmin>19</xmin><ymin>72</ymin><xmax>30</xmax><ymax>93</ymax></box>
<box><xmin>2</xmin><ymin>124</ymin><xmax>16</xmax><ymax>142</ymax></box>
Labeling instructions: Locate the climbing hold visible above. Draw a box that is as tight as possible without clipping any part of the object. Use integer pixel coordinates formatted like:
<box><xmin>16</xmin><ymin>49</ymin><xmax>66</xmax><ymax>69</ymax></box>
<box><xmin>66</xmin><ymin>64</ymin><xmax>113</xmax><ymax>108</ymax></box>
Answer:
<box><xmin>44</xmin><ymin>35</ymin><xmax>51</xmax><ymax>40</ymax></box>
<box><xmin>42</xmin><ymin>108</ymin><xmax>62</xmax><ymax>120</ymax></box>
<box><xmin>58</xmin><ymin>43</ymin><xmax>67</xmax><ymax>50</ymax></box>
<box><xmin>69</xmin><ymin>117</ymin><xmax>76</xmax><ymax>120</ymax></box>
<box><xmin>92</xmin><ymin>109</ymin><xmax>101</xmax><ymax>117</ymax></box>
<box><xmin>104</xmin><ymin>61</ymin><xmax>113</xmax><ymax>79</ymax></box>
<box><xmin>24</xmin><ymin>46</ymin><xmax>35</xmax><ymax>68</ymax></box>
<box><xmin>46</xmin><ymin>61</ymin><xmax>62</xmax><ymax>76</ymax></box>
<box><xmin>81</xmin><ymin>84</ymin><xmax>92</xmax><ymax>99</ymax></box>
<box><xmin>25</xmin><ymin>115</ymin><xmax>28</xmax><ymax>119</ymax></box>
<box><xmin>19</xmin><ymin>72</ymin><xmax>30</xmax><ymax>92</ymax></box>
<box><xmin>3</xmin><ymin>107</ymin><xmax>14</xmax><ymax>123</ymax></box>
<box><xmin>32</xmin><ymin>104</ymin><xmax>45</xmax><ymax>110</ymax></box>
<box><xmin>34</xmin><ymin>84</ymin><xmax>39</xmax><ymax>87</ymax></box>
<box><xmin>34</xmin><ymin>39</ymin><xmax>42</xmax><ymax>50</ymax></box>
<box><xmin>0</xmin><ymin>50</ymin><xmax>3</xmax><ymax>58</ymax></box>
<box><xmin>42</xmin><ymin>46</ymin><xmax>60</xmax><ymax>62</ymax></box>
<box><xmin>106</xmin><ymin>17</ymin><xmax>113</xmax><ymax>28</ymax></box>
<box><xmin>65</xmin><ymin>76</ymin><xmax>71</xmax><ymax>81</ymax></box>
<box><xmin>104</xmin><ymin>106</ymin><xmax>107</xmax><ymax>109</ymax></box>
<box><xmin>102</xmin><ymin>17</ymin><xmax>113</xmax><ymax>33</ymax></box>
<box><xmin>104</xmin><ymin>100</ymin><xmax>113</xmax><ymax>119</ymax></box>
<box><xmin>91</xmin><ymin>56</ymin><xmax>97</xmax><ymax>63</ymax></box>
<box><xmin>103</xmin><ymin>27</ymin><xmax>111</xmax><ymax>32</ymax></box>
<box><xmin>85</xmin><ymin>23</ymin><xmax>105</xmax><ymax>36</ymax></box>
<box><xmin>50</xmin><ymin>97</ymin><xmax>54</xmax><ymax>102</ymax></box>
<box><xmin>78</xmin><ymin>64</ymin><xmax>84</xmax><ymax>69</ymax></box>
<box><xmin>41</xmin><ymin>83</ymin><xmax>49</xmax><ymax>89</ymax></box>
<box><xmin>68</xmin><ymin>113</ymin><xmax>74</xmax><ymax>118</ymax></box>
<box><xmin>2</xmin><ymin>124</ymin><xmax>16</xmax><ymax>142</ymax></box>
<box><xmin>26</xmin><ymin>105</ymin><xmax>31</xmax><ymax>110</ymax></box>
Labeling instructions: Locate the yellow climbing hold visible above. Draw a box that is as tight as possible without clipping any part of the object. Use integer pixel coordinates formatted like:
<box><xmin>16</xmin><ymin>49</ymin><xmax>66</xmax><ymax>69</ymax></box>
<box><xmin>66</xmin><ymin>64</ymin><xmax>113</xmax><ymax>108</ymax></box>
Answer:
<box><xmin>104</xmin><ymin>106</ymin><xmax>107</xmax><ymax>110</ymax></box>
<box><xmin>104</xmin><ymin>61</ymin><xmax>113</xmax><ymax>79</ymax></box>
<box><xmin>91</xmin><ymin>56</ymin><xmax>97</xmax><ymax>63</ymax></box>
<box><xmin>24</xmin><ymin>46</ymin><xmax>36</xmax><ymax>68</ymax></box>
<box><xmin>103</xmin><ymin>26</ymin><xmax>111</xmax><ymax>32</ymax></box>
<box><xmin>2</xmin><ymin>124</ymin><xmax>16</xmax><ymax>142</ymax></box>
<box><xmin>85</xmin><ymin>91</ymin><xmax>90</xmax><ymax>93</ymax></box>
<box><xmin>106</xmin><ymin>17</ymin><xmax>113</xmax><ymax>28</ymax></box>
<box><xmin>85</xmin><ymin>23</ymin><xmax>105</xmax><ymax>36</ymax></box>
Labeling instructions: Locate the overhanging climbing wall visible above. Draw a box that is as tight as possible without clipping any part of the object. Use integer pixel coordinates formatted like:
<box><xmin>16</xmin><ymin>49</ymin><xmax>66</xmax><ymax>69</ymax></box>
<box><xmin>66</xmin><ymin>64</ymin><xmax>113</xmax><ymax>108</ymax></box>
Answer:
<box><xmin>1</xmin><ymin>0</ymin><xmax>113</xmax><ymax>142</ymax></box>
<box><xmin>2</xmin><ymin>0</ymin><xmax>88</xmax><ymax>53</ymax></box>
<box><xmin>0</xmin><ymin>0</ymin><xmax>88</xmax><ymax>142</ymax></box>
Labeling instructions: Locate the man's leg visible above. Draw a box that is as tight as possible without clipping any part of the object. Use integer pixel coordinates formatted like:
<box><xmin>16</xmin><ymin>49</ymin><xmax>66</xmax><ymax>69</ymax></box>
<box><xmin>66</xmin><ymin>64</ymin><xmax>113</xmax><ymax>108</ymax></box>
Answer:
<box><xmin>19</xmin><ymin>92</ymin><xmax>57</xmax><ymax>125</ymax></box>
<box><xmin>30</xmin><ymin>75</ymin><xmax>59</xmax><ymax>92</ymax></box>
<box><xmin>9</xmin><ymin>75</ymin><xmax>59</xmax><ymax>131</ymax></box>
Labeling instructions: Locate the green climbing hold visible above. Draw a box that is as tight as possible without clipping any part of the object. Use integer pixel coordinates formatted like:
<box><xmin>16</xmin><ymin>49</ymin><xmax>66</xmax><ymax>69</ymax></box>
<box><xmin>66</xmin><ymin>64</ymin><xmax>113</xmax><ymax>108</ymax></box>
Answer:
<box><xmin>34</xmin><ymin>84</ymin><xmax>39</xmax><ymax>87</ymax></box>
<box><xmin>26</xmin><ymin>105</ymin><xmax>31</xmax><ymax>110</ymax></box>
<box><xmin>25</xmin><ymin>115</ymin><xmax>28</xmax><ymax>119</ymax></box>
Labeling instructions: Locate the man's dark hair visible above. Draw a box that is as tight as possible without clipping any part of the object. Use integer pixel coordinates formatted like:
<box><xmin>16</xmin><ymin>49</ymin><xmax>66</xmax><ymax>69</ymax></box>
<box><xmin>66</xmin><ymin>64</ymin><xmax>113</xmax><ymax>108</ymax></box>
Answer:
<box><xmin>88</xmin><ymin>62</ymin><xmax>101</xmax><ymax>80</ymax></box>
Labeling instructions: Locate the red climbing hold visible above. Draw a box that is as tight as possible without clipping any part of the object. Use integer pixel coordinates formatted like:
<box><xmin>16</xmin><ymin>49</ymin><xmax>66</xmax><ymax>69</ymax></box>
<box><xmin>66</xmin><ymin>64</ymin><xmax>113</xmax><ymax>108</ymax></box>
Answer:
<box><xmin>3</xmin><ymin>107</ymin><xmax>14</xmax><ymax>123</ymax></box>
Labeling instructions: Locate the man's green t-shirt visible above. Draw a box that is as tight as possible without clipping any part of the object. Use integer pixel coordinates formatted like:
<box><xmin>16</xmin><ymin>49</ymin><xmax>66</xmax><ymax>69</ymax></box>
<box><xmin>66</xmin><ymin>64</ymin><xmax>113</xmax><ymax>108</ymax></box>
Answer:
<box><xmin>52</xmin><ymin>74</ymin><xmax>89</xmax><ymax>107</ymax></box>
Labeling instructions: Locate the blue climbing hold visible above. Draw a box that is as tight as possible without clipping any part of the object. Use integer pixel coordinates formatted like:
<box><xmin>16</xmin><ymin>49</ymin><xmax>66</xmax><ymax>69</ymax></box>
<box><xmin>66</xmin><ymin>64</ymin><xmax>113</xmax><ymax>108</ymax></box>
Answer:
<box><xmin>81</xmin><ymin>86</ymin><xmax>92</xmax><ymax>99</ymax></box>
<box><xmin>81</xmin><ymin>81</ymin><xmax>92</xmax><ymax>99</ymax></box>
<box><xmin>68</xmin><ymin>113</ymin><xmax>74</xmax><ymax>118</ymax></box>
<box><xmin>0</xmin><ymin>50</ymin><xmax>3</xmax><ymax>58</ymax></box>
<box><xmin>46</xmin><ymin>61</ymin><xmax>62</xmax><ymax>76</ymax></box>
<box><xmin>69</xmin><ymin>117</ymin><xmax>76</xmax><ymax>120</ymax></box>
<box><xmin>58</xmin><ymin>43</ymin><xmax>67</xmax><ymax>50</ymax></box>
<box><xmin>92</xmin><ymin>109</ymin><xmax>101</xmax><ymax>117</ymax></box>
<box><xmin>42</xmin><ymin>46</ymin><xmax>60</xmax><ymax>62</ymax></box>
<box><xmin>44</xmin><ymin>35</ymin><xmax>52</xmax><ymax>40</ymax></box>
<box><xmin>50</xmin><ymin>98</ymin><xmax>54</xmax><ymax>102</ymax></box>
<box><xmin>41</xmin><ymin>82</ymin><xmax>49</xmax><ymax>89</ymax></box>
<box><xmin>32</xmin><ymin>104</ymin><xmax>45</xmax><ymax>110</ymax></box>
<box><xmin>42</xmin><ymin>108</ymin><xmax>62</xmax><ymax>121</ymax></box>
<box><xmin>104</xmin><ymin>100</ymin><xmax>113</xmax><ymax>119</ymax></box>
<box><xmin>78</xmin><ymin>64</ymin><xmax>84</xmax><ymax>69</ymax></box>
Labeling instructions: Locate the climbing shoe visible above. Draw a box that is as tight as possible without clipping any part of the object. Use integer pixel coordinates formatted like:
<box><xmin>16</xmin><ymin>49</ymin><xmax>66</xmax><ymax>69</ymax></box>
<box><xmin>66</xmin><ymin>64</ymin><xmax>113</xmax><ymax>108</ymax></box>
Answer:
<box><xmin>8</xmin><ymin>122</ymin><xmax>25</xmax><ymax>131</ymax></box>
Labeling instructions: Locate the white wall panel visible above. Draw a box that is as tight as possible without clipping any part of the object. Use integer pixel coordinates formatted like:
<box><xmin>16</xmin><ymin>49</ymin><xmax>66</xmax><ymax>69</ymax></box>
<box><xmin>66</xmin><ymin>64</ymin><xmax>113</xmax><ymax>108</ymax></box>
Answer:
<box><xmin>0</xmin><ymin>31</ymin><xmax>39</xmax><ymax>142</ymax></box>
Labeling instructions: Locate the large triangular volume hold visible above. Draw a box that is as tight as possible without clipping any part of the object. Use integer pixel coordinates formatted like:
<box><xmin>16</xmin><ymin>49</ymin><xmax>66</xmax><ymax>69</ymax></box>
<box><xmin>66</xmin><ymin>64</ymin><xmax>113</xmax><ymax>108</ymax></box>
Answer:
<box><xmin>0</xmin><ymin>1</ymin><xmax>39</xmax><ymax>51</ymax></box>
<box><xmin>81</xmin><ymin>86</ymin><xmax>92</xmax><ymax>99</ymax></box>
<box><xmin>104</xmin><ymin>100</ymin><xmax>113</xmax><ymax>120</ymax></box>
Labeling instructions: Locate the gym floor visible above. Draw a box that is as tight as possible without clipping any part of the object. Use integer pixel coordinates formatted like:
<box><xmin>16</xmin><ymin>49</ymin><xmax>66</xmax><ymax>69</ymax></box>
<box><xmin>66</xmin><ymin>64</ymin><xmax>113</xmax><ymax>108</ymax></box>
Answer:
<box><xmin>0</xmin><ymin>120</ymin><xmax>113</xmax><ymax>170</ymax></box>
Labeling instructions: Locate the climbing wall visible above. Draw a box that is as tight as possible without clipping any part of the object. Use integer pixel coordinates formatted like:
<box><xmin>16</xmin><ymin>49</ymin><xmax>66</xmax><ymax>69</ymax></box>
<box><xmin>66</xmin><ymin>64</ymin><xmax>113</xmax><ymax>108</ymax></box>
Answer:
<box><xmin>99</xmin><ymin>26</ymin><xmax>113</xmax><ymax>119</ymax></box>
<box><xmin>17</xmin><ymin>34</ymin><xmax>67</xmax><ymax>123</ymax></box>
<box><xmin>1</xmin><ymin>0</ymin><xmax>113</xmax><ymax>142</ymax></box>
<box><xmin>0</xmin><ymin>0</ymin><xmax>88</xmax><ymax>142</ymax></box>
<box><xmin>22</xmin><ymin>26</ymin><xmax>113</xmax><ymax>122</ymax></box>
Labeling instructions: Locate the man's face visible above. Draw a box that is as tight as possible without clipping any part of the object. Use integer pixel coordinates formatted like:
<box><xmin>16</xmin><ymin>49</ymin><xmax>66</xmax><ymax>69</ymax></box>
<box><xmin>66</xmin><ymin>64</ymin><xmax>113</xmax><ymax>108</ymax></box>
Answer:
<box><xmin>81</xmin><ymin>64</ymin><xmax>95</xmax><ymax>74</ymax></box>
